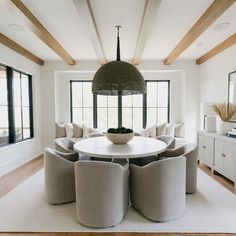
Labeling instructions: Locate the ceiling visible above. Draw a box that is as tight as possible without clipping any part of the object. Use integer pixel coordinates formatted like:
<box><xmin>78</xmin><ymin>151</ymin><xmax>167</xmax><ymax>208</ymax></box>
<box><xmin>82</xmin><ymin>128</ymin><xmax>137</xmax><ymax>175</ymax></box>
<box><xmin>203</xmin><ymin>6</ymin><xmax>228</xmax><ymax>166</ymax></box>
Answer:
<box><xmin>0</xmin><ymin>0</ymin><xmax>235</xmax><ymax>62</ymax></box>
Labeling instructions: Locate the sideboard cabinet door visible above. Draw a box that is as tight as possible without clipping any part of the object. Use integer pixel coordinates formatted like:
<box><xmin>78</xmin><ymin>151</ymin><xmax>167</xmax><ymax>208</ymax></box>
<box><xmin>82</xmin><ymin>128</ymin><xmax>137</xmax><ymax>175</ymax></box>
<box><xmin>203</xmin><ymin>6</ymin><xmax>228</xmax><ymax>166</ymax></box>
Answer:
<box><xmin>224</xmin><ymin>142</ymin><xmax>236</xmax><ymax>179</ymax></box>
<box><xmin>198</xmin><ymin>134</ymin><xmax>214</xmax><ymax>167</ymax></box>
<box><xmin>214</xmin><ymin>139</ymin><xmax>224</xmax><ymax>172</ymax></box>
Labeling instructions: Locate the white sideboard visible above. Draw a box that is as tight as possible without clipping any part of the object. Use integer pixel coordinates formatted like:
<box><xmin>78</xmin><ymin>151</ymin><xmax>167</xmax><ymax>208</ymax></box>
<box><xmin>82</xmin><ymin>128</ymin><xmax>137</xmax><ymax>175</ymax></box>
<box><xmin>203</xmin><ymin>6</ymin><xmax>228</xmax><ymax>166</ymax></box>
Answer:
<box><xmin>198</xmin><ymin>131</ymin><xmax>236</xmax><ymax>187</ymax></box>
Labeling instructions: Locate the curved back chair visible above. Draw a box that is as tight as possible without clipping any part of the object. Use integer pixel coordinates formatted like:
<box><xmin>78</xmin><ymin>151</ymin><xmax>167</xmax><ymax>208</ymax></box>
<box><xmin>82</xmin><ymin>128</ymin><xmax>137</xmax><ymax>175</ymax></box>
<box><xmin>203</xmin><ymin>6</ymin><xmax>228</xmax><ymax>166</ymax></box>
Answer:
<box><xmin>74</xmin><ymin>161</ymin><xmax>129</xmax><ymax>228</ymax></box>
<box><xmin>87</xmin><ymin>133</ymin><xmax>104</xmax><ymax>138</ymax></box>
<box><xmin>130</xmin><ymin>156</ymin><xmax>186</xmax><ymax>222</ymax></box>
<box><xmin>55</xmin><ymin>138</ymin><xmax>75</xmax><ymax>153</ymax></box>
<box><xmin>44</xmin><ymin>147</ymin><xmax>78</xmax><ymax>204</ymax></box>
<box><xmin>183</xmin><ymin>143</ymin><xmax>198</xmax><ymax>194</ymax></box>
<box><xmin>159</xmin><ymin>145</ymin><xmax>185</xmax><ymax>158</ymax></box>
<box><xmin>159</xmin><ymin>143</ymin><xmax>198</xmax><ymax>194</ymax></box>
<box><xmin>156</xmin><ymin>135</ymin><xmax>175</xmax><ymax>149</ymax></box>
<box><xmin>130</xmin><ymin>137</ymin><xmax>171</xmax><ymax>167</ymax></box>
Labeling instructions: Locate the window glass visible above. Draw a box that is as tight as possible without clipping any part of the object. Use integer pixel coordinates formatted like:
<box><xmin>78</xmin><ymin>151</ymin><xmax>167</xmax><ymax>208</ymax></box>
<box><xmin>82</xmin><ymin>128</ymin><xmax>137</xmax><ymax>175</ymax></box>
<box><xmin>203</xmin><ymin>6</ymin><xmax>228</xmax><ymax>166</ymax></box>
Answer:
<box><xmin>71</xmin><ymin>81</ymin><xmax>93</xmax><ymax>126</ymax></box>
<box><xmin>71</xmin><ymin>81</ymin><xmax>169</xmax><ymax>132</ymax></box>
<box><xmin>146</xmin><ymin>81</ymin><xmax>169</xmax><ymax>126</ymax></box>
<box><xmin>147</xmin><ymin>82</ymin><xmax>157</xmax><ymax>107</ymax></box>
<box><xmin>122</xmin><ymin>95</ymin><xmax>143</xmax><ymax>130</ymax></box>
<box><xmin>158</xmin><ymin>82</ymin><xmax>168</xmax><ymax>107</ymax></box>
<box><xmin>13</xmin><ymin>71</ymin><xmax>32</xmax><ymax>141</ymax></box>
<box><xmin>97</xmin><ymin>95</ymin><xmax>118</xmax><ymax>131</ymax></box>
<box><xmin>83</xmin><ymin>82</ymin><xmax>93</xmax><ymax>107</ymax></box>
<box><xmin>0</xmin><ymin>65</ymin><xmax>33</xmax><ymax>147</ymax></box>
<box><xmin>0</xmin><ymin>65</ymin><xmax>9</xmax><ymax>145</ymax></box>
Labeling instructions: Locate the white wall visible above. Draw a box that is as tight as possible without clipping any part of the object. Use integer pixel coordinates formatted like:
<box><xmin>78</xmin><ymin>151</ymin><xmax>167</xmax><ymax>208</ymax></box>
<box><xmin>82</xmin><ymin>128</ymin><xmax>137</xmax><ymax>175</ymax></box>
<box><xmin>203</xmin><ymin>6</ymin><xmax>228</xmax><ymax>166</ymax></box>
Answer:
<box><xmin>199</xmin><ymin>44</ymin><xmax>236</xmax><ymax>128</ymax></box>
<box><xmin>200</xmin><ymin>44</ymin><xmax>236</xmax><ymax>103</ymax></box>
<box><xmin>0</xmin><ymin>44</ymin><xmax>43</xmax><ymax>176</ymax></box>
<box><xmin>41</xmin><ymin>60</ymin><xmax>200</xmax><ymax>147</ymax></box>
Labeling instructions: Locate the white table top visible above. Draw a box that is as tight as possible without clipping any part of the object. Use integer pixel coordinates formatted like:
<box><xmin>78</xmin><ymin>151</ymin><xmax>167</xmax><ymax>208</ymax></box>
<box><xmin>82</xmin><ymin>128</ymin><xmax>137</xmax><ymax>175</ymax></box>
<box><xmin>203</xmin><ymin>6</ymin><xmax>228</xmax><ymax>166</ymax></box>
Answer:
<box><xmin>73</xmin><ymin>136</ymin><xmax>167</xmax><ymax>159</ymax></box>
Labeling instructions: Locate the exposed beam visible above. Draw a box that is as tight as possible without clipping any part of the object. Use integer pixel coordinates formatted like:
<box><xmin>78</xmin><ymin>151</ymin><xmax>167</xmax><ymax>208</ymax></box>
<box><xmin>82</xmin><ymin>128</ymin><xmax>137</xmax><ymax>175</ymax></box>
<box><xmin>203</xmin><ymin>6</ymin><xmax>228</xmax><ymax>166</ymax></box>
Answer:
<box><xmin>164</xmin><ymin>0</ymin><xmax>236</xmax><ymax>65</ymax></box>
<box><xmin>6</xmin><ymin>0</ymin><xmax>75</xmax><ymax>65</ymax></box>
<box><xmin>196</xmin><ymin>33</ymin><xmax>236</xmax><ymax>65</ymax></box>
<box><xmin>0</xmin><ymin>33</ymin><xmax>44</xmax><ymax>65</ymax></box>
<box><xmin>74</xmin><ymin>0</ymin><xmax>106</xmax><ymax>65</ymax></box>
<box><xmin>132</xmin><ymin>0</ymin><xmax>161</xmax><ymax>65</ymax></box>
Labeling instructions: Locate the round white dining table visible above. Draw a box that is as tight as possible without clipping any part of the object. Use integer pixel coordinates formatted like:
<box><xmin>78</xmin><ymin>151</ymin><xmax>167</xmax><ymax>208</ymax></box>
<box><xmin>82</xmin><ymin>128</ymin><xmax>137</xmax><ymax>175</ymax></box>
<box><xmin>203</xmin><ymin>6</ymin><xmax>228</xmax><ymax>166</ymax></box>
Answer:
<box><xmin>73</xmin><ymin>136</ymin><xmax>167</xmax><ymax>159</ymax></box>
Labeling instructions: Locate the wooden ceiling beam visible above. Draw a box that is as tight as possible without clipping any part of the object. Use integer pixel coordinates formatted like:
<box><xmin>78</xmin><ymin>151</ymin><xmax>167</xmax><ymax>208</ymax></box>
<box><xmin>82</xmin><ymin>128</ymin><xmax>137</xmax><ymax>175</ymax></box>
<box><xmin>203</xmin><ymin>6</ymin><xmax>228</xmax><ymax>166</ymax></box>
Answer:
<box><xmin>7</xmin><ymin>0</ymin><xmax>75</xmax><ymax>65</ymax></box>
<box><xmin>0</xmin><ymin>32</ymin><xmax>44</xmax><ymax>65</ymax></box>
<box><xmin>196</xmin><ymin>33</ymin><xmax>236</xmax><ymax>65</ymax></box>
<box><xmin>164</xmin><ymin>0</ymin><xmax>236</xmax><ymax>65</ymax></box>
<box><xmin>132</xmin><ymin>0</ymin><xmax>161</xmax><ymax>65</ymax></box>
<box><xmin>73</xmin><ymin>0</ymin><xmax>106</xmax><ymax>65</ymax></box>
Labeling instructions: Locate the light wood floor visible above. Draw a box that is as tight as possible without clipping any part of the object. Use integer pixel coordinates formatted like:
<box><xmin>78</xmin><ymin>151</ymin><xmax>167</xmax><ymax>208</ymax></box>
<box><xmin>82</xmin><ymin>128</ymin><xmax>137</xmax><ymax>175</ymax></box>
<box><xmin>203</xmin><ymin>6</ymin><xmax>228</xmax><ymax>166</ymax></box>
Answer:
<box><xmin>0</xmin><ymin>233</ymin><xmax>236</xmax><ymax>236</ymax></box>
<box><xmin>0</xmin><ymin>232</ymin><xmax>235</xmax><ymax>236</ymax></box>
<box><xmin>0</xmin><ymin>156</ymin><xmax>236</xmax><ymax>235</ymax></box>
<box><xmin>0</xmin><ymin>155</ymin><xmax>43</xmax><ymax>198</ymax></box>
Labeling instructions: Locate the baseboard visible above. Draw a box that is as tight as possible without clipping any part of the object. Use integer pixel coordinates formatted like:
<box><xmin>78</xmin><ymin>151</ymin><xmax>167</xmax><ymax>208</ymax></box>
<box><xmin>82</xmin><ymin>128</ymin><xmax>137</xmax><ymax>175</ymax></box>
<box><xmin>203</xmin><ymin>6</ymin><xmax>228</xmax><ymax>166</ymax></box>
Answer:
<box><xmin>0</xmin><ymin>148</ymin><xmax>43</xmax><ymax>177</ymax></box>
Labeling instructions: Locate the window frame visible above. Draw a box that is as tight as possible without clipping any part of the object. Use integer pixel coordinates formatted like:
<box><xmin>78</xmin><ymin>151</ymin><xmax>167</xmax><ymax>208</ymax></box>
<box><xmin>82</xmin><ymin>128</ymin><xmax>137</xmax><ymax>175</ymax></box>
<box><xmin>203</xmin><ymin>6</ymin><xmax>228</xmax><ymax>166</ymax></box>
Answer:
<box><xmin>0</xmin><ymin>63</ymin><xmax>34</xmax><ymax>148</ymax></box>
<box><xmin>70</xmin><ymin>80</ymin><xmax>170</xmax><ymax>130</ymax></box>
<box><xmin>144</xmin><ymin>80</ymin><xmax>170</xmax><ymax>128</ymax></box>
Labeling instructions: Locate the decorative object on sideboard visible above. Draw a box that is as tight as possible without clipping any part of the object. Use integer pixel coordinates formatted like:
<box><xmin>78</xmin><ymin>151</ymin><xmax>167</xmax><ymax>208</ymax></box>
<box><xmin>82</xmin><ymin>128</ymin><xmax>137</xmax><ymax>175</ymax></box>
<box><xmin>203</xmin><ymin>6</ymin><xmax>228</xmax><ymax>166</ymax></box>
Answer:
<box><xmin>211</xmin><ymin>103</ymin><xmax>236</xmax><ymax>134</ymax></box>
<box><xmin>226</xmin><ymin>127</ymin><xmax>236</xmax><ymax>138</ymax></box>
<box><xmin>92</xmin><ymin>26</ymin><xmax>146</xmax><ymax>96</ymax></box>
<box><xmin>200</xmin><ymin>103</ymin><xmax>216</xmax><ymax>132</ymax></box>
<box><xmin>228</xmin><ymin>71</ymin><xmax>236</xmax><ymax>122</ymax></box>
<box><xmin>106</xmin><ymin>127</ymin><xmax>134</xmax><ymax>144</ymax></box>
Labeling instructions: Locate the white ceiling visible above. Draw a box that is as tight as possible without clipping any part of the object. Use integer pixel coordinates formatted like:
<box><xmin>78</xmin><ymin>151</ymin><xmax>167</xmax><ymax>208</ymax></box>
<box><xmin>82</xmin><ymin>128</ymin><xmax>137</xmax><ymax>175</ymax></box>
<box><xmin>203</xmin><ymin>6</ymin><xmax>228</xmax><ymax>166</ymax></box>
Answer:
<box><xmin>0</xmin><ymin>0</ymin><xmax>235</xmax><ymax>63</ymax></box>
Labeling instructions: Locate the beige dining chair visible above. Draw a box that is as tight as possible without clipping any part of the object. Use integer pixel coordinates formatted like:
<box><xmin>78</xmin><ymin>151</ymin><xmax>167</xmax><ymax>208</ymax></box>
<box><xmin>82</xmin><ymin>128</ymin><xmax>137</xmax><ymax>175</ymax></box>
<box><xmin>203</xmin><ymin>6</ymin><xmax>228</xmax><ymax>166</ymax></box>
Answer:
<box><xmin>44</xmin><ymin>147</ymin><xmax>78</xmax><ymax>204</ymax></box>
<box><xmin>74</xmin><ymin>161</ymin><xmax>129</xmax><ymax>228</ymax></box>
<box><xmin>156</xmin><ymin>135</ymin><xmax>175</xmax><ymax>149</ymax></box>
<box><xmin>159</xmin><ymin>143</ymin><xmax>198</xmax><ymax>193</ymax></box>
<box><xmin>55</xmin><ymin>138</ymin><xmax>75</xmax><ymax>154</ymax></box>
<box><xmin>130</xmin><ymin>156</ymin><xmax>186</xmax><ymax>222</ymax></box>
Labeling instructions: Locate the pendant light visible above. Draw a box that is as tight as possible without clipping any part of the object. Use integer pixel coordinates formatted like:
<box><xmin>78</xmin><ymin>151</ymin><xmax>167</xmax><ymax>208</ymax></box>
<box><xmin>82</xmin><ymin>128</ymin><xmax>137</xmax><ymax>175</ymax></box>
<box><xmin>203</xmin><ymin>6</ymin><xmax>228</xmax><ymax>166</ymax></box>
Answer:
<box><xmin>92</xmin><ymin>26</ymin><xmax>146</xmax><ymax>96</ymax></box>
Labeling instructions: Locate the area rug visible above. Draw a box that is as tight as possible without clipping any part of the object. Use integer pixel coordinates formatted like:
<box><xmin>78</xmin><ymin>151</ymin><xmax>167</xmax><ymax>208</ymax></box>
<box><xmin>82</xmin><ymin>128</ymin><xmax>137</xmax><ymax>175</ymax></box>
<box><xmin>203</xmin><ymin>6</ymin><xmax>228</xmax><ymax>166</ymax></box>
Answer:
<box><xmin>0</xmin><ymin>169</ymin><xmax>236</xmax><ymax>233</ymax></box>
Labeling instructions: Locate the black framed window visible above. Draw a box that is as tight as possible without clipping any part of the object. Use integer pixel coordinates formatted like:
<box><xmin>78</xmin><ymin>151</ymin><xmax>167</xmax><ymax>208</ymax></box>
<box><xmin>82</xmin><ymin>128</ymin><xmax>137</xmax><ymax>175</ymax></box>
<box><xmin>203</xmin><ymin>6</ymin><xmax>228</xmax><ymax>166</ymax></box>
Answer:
<box><xmin>0</xmin><ymin>63</ymin><xmax>33</xmax><ymax>147</ymax></box>
<box><xmin>146</xmin><ymin>81</ymin><xmax>170</xmax><ymax>127</ymax></box>
<box><xmin>0</xmin><ymin>65</ymin><xmax>9</xmax><ymax>145</ymax></box>
<box><xmin>70</xmin><ymin>80</ymin><xmax>170</xmax><ymax>131</ymax></box>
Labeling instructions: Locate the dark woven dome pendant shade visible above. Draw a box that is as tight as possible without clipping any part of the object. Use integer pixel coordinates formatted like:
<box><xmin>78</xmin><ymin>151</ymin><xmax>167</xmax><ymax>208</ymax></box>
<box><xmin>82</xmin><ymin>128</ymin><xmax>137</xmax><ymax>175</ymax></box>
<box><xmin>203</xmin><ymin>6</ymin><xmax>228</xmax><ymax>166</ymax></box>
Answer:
<box><xmin>92</xmin><ymin>26</ymin><xmax>146</xmax><ymax>96</ymax></box>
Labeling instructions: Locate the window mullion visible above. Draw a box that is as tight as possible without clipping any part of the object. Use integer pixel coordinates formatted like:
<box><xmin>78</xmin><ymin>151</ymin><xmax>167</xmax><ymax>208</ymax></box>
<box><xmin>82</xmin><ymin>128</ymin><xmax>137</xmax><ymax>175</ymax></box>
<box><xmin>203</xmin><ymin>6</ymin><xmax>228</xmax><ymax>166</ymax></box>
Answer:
<box><xmin>93</xmin><ymin>94</ymin><xmax>97</xmax><ymax>128</ymax></box>
<box><xmin>118</xmin><ymin>93</ymin><xmax>122</xmax><ymax>127</ymax></box>
<box><xmin>6</xmin><ymin>67</ymin><xmax>15</xmax><ymax>143</ymax></box>
<box><xmin>29</xmin><ymin>76</ymin><xmax>34</xmax><ymax>138</ymax></box>
<box><xmin>20</xmin><ymin>73</ymin><xmax>24</xmax><ymax>140</ymax></box>
<box><xmin>143</xmin><ymin>81</ymin><xmax>147</xmax><ymax>129</ymax></box>
<box><xmin>70</xmin><ymin>81</ymin><xmax>73</xmax><ymax>123</ymax></box>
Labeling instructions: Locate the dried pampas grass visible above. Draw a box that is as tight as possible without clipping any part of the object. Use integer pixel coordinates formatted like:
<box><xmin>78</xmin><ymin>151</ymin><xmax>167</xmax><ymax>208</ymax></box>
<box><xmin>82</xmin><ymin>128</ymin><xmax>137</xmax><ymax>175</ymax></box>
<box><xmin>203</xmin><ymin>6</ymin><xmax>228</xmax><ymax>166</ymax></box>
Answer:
<box><xmin>211</xmin><ymin>103</ymin><xmax>236</xmax><ymax>122</ymax></box>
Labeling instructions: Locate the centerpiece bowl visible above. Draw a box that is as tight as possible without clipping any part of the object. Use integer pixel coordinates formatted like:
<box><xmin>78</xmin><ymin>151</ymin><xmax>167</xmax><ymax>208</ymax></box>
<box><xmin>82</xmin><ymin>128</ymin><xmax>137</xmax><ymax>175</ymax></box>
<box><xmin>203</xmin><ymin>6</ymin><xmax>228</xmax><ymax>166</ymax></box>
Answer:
<box><xmin>106</xmin><ymin>127</ymin><xmax>134</xmax><ymax>144</ymax></box>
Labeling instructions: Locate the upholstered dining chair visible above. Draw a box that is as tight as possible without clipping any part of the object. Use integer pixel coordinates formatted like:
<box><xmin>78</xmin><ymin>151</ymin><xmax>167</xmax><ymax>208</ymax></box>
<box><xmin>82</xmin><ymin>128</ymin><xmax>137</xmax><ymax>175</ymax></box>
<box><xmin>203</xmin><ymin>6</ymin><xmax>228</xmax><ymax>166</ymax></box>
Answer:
<box><xmin>156</xmin><ymin>135</ymin><xmax>175</xmax><ymax>149</ymax></box>
<box><xmin>129</xmin><ymin>137</ymin><xmax>170</xmax><ymax>166</ymax></box>
<box><xmin>87</xmin><ymin>133</ymin><xmax>104</xmax><ymax>138</ymax></box>
<box><xmin>74</xmin><ymin>161</ymin><xmax>129</xmax><ymax>228</ymax></box>
<box><xmin>130</xmin><ymin>156</ymin><xmax>186</xmax><ymax>222</ymax></box>
<box><xmin>159</xmin><ymin>143</ymin><xmax>198</xmax><ymax>194</ymax></box>
<box><xmin>55</xmin><ymin>138</ymin><xmax>75</xmax><ymax>154</ymax></box>
<box><xmin>44</xmin><ymin>147</ymin><xmax>78</xmax><ymax>204</ymax></box>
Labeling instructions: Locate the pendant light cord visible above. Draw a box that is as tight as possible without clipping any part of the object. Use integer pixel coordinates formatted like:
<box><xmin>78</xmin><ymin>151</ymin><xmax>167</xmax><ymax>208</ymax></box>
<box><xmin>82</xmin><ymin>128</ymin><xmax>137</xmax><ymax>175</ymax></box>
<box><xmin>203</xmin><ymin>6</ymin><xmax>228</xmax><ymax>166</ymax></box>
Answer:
<box><xmin>116</xmin><ymin>26</ymin><xmax>121</xmax><ymax>61</ymax></box>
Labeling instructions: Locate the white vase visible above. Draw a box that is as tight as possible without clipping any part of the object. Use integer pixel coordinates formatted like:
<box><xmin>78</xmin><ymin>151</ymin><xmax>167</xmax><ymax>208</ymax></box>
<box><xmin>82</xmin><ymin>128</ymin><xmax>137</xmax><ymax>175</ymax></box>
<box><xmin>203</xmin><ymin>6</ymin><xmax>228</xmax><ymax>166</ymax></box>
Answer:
<box><xmin>217</xmin><ymin>121</ymin><xmax>232</xmax><ymax>135</ymax></box>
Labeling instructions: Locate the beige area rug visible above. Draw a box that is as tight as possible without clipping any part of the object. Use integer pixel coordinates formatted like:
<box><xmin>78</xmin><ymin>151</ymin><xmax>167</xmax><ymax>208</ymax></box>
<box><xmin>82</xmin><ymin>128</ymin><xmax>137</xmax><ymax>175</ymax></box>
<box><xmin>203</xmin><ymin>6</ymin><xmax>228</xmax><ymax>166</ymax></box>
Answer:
<box><xmin>0</xmin><ymin>169</ymin><xmax>236</xmax><ymax>233</ymax></box>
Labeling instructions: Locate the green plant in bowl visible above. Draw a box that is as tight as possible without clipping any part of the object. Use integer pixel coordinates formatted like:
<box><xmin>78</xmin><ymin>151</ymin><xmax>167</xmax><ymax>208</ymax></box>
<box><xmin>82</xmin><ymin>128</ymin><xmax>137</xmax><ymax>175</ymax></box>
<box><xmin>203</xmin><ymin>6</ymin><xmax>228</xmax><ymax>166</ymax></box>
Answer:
<box><xmin>106</xmin><ymin>127</ymin><xmax>134</xmax><ymax>144</ymax></box>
